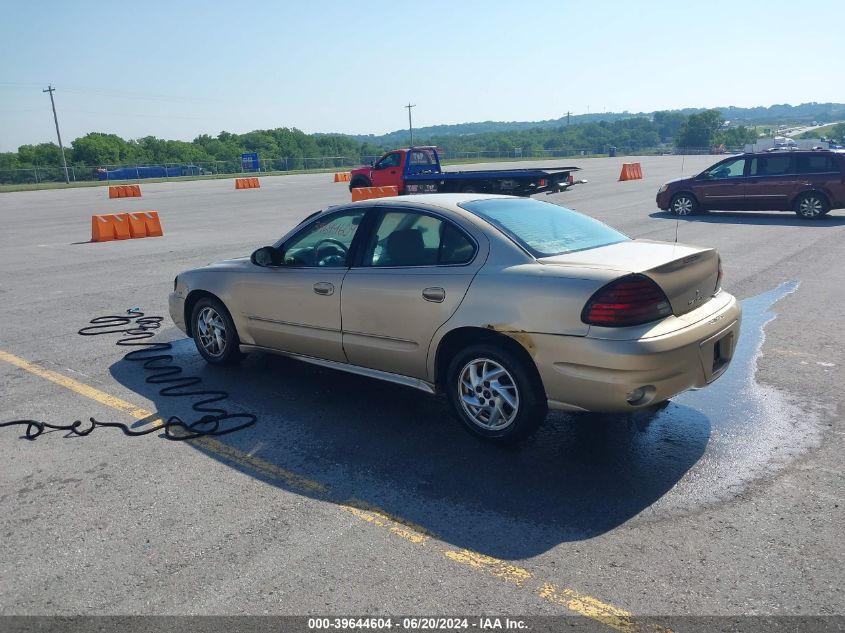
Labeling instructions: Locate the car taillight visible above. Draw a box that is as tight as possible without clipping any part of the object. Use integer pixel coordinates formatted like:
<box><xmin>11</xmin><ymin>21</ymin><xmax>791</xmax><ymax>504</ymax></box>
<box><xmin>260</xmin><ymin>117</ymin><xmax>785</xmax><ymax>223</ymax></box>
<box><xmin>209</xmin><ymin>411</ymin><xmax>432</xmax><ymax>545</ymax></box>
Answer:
<box><xmin>538</xmin><ymin>178</ymin><xmax>547</xmax><ymax>187</ymax></box>
<box><xmin>567</xmin><ymin>174</ymin><xmax>574</xmax><ymax>185</ymax></box>
<box><xmin>581</xmin><ymin>274</ymin><xmax>673</xmax><ymax>327</ymax></box>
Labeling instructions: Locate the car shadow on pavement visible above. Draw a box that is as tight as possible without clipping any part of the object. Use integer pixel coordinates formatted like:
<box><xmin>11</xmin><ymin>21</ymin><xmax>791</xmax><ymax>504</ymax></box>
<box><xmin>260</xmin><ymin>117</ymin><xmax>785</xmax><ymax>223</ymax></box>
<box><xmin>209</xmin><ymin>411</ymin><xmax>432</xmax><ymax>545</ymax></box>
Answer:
<box><xmin>649</xmin><ymin>210</ymin><xmax>845</xmax><ymax>226</ymax></box>
<box><xmin>109</xmin><ymin>341</ymin><xmax>710</xmax><ymax>559</ymax></box>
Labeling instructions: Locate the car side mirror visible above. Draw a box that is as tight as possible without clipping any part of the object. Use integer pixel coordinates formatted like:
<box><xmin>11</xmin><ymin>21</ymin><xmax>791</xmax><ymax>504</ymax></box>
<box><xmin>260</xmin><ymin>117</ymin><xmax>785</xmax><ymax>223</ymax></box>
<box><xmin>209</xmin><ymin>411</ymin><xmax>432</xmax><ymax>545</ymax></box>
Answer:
<box><xmin>251</xmin><ymin>246</ymin><xmax>280</xmax><ymax>267</ymax></box>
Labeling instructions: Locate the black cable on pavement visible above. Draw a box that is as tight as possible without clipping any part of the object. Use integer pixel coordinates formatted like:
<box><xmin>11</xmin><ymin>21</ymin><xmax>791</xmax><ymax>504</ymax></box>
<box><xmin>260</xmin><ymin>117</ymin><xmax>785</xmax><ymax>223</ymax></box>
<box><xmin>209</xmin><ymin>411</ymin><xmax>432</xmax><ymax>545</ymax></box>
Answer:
<box><xmin>1</xmin><ymin>309</ymin><xmax>257</xmax><ymax>441</ymax></box>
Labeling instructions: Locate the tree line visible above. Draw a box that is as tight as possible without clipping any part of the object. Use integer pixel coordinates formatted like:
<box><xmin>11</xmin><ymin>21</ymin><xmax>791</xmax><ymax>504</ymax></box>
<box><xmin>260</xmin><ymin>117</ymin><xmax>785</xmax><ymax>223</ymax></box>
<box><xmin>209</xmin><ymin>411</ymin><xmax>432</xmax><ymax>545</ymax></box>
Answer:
<box><xmin>417</xmin><ymin>110</ymin><xmax>757</xmax><ymax>155</ymax></box>
<box><xmin>0</xmin><ymin>127</ymin><xmax>362</xmax><ymax>172</ymax></box>
<box><xmin>0</xmin><ymin>109</ymin><xmax>760</xmax><ymax>173</ymax></box>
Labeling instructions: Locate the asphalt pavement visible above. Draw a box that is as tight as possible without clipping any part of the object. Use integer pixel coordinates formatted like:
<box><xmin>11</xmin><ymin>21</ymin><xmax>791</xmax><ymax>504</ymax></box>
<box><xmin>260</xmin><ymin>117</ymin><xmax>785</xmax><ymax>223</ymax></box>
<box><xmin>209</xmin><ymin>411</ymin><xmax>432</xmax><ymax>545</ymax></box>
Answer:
<box><xmin>0</xmin><ymin>156</ymin><xmax>842</xmax><ymax>627</ymax></box>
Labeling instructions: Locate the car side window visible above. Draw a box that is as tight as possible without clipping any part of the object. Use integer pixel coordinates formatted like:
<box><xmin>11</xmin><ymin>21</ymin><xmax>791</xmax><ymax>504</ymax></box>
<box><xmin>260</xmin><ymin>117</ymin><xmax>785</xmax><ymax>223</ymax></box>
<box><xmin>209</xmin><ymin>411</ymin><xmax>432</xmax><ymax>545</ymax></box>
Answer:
<box><xmin>707</xmin><ymin>158</ymin><xmax>746</xmax><ymax>179</ymax></box>
<box><xmin>282</xmin><ymin>210</ymin><xmax>365</xmax><ymax>267</ymax></box>
<box><xmin>374</xmin><ymin>153</ymin><xmax>401</xmax><ymax>170</ymax></box>
<box><xmin>750</xmin><ymin>156</ymin><xmax>792</xmax><ymax>176</ymax></box>
<box><xmin>795</xmin><ymin>155</ymin><xmax>838</xmax><ymax>174</ymax></box>
<box><xmin>439</xmin><ymin>222</ymin><xmax>476</xmax><ymax>264</ymax></box>
<box><xmin>364</xmin><ymin>211</ymin><xmax>475</xmax><ymax>267</ymax></box>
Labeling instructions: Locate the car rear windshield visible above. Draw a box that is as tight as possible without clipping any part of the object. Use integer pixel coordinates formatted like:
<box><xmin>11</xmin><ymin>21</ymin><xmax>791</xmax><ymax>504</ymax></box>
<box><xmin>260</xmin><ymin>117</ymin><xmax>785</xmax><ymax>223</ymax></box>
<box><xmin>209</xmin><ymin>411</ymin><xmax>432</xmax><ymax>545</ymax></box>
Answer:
<box><xmin>459</xmin><ymin>198</ymin><xmax>629</xmax><ymax>257</ymax></box>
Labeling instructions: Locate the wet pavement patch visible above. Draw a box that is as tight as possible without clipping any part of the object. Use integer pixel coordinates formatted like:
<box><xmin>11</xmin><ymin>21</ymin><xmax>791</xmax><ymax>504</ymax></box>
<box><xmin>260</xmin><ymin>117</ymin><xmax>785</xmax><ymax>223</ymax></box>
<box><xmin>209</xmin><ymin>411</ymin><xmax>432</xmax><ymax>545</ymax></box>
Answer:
<box><xmin>627</xmin><ymin>280</ymin><xmax>823</xmax><ymax>519</ymax></box>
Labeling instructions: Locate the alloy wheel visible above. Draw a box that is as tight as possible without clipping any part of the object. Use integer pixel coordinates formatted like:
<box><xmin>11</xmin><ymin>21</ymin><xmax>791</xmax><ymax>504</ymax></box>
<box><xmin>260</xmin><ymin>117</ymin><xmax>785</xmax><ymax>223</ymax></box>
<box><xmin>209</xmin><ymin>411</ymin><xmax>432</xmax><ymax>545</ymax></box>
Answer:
<box><xmin>798</xmin><ymin>196</ymin><xmax>823</xmax><ymax>218</ymax></box>
<box><xmin>672</xmin><ymin>196</ymin><xmax>695</xmax><ymax>216</ymax></box>
<box><xmin>458</xmin><ymin>358</ymin><xmax>520</xmax><ymax>430</ymax></box>
<box><xmin>196</xmin><ymin>306</ymin><xmax>227</xmax><ymax>357</ymax></box>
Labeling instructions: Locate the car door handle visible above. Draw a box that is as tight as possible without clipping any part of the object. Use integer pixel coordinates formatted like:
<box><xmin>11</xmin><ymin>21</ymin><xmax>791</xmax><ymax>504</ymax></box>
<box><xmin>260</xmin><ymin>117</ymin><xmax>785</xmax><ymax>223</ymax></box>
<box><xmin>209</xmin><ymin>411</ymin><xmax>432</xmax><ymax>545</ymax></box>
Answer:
<box><xmin>313</xmin><ymin>282</ymin><xmax>334</xmax><ymax>296</ymax></box>
<box><xmin>422</xmin><ymin>287</ymin><xmax>445</xmax><ymax>303</ymax></box>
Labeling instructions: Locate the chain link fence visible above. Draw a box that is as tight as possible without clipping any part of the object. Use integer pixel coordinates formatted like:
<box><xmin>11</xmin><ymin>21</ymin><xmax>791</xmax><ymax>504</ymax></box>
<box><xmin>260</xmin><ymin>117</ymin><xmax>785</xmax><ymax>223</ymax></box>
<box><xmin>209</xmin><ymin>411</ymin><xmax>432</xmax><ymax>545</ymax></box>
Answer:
<box><xmin>0</xmin><ymin>146</ymin><xmax>732</xmax><ymax>188</ymax></box>
<box><xmin>0</xmin><ymin>155</ymin><xmax>365</xmax><ymax>187</ymax></box>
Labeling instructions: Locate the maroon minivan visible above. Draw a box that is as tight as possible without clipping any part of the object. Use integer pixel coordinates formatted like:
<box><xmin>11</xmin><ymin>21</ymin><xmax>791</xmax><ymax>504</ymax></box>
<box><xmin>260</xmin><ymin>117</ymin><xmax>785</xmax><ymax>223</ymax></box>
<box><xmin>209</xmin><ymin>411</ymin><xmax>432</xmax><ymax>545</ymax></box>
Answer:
<box><xmin>656</xmin><ymin>150</ymin><xmax>845</xmax><ymax>219</ymax></box>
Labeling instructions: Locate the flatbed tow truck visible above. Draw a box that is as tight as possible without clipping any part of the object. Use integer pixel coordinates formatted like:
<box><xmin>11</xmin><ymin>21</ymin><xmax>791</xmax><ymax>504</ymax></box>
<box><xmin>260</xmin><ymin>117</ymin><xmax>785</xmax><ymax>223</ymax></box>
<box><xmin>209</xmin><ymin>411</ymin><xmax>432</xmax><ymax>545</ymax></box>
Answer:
<box><xmin>349</xmin><ymin>146</ymin><xmax>586</xmax><ymax>197</ymax></box>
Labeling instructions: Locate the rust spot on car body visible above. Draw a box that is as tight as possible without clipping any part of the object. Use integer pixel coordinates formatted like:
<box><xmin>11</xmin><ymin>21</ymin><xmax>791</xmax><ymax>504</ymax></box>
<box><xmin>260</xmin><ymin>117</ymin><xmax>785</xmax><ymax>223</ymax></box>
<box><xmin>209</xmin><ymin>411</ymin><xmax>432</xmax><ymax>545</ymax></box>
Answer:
<box><xmin>485</xmin><ymin>324</ymin><xmax>537</xmax><ymax>356</ymax></box>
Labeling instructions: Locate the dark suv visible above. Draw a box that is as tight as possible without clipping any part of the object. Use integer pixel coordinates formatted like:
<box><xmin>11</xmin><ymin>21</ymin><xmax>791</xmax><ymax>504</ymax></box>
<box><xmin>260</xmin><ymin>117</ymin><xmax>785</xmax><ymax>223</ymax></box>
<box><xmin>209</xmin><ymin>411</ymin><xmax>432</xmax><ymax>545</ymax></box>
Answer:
<box><xmin>656</xmin><ymin>150</ymin><xmax>845</xmax><ymax>219</ymax></box>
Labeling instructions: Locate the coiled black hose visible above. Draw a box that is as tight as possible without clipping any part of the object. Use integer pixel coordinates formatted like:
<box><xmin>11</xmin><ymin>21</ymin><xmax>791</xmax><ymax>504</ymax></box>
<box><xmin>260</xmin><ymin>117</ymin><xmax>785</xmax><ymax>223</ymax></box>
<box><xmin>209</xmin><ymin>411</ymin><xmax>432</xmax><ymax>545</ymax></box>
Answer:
<box><xmin>1</xmin><ymin>309</ymin><xmax>257</xmax><ymax>441</ymax></box>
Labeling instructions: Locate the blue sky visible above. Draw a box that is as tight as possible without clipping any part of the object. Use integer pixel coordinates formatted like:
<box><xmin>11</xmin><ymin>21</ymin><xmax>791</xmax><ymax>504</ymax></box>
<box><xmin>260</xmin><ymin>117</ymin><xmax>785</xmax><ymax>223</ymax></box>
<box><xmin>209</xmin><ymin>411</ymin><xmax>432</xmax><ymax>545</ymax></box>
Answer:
<box><xmin>1</xmin><ymin>0</ymin><xmax>843</xmax><ymax>151</ymax></box>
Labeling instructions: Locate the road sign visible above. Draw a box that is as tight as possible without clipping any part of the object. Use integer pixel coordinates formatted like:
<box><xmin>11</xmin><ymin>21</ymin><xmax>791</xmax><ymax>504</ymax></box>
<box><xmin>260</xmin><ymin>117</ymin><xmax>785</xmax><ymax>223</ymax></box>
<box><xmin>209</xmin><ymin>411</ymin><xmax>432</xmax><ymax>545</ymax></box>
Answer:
<box><xmin>241</xmin><ymin>152</ymin><xmax>259</xmax><ymax>172</ymax></box>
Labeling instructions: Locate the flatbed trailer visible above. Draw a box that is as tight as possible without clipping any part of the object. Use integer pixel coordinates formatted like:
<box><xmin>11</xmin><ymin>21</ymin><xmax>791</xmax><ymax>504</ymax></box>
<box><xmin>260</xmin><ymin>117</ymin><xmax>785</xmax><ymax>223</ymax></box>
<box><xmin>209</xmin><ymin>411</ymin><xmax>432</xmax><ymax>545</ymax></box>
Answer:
<box><xmin>349</xmin><ymin>146</ymin><xmax>586</xmax><ymax>197</ymax></box>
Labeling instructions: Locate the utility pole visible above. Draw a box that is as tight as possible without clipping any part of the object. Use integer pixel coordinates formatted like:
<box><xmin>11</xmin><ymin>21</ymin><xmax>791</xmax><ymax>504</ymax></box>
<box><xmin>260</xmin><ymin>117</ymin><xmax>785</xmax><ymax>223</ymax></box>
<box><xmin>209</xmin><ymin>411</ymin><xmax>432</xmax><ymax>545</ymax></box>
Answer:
<box><xmin>566</xmin><ymin>111</ymin><xmax>570</xmax><ymax>126</ymax></box>
<box><xmin>43</xmin><ymin>85</ymin><xmax>69</xmax><ymax>184</ymax></box>
<box><xmin>405</xmin><ymin>102</ymin><xmax>416</xmax><ymax>146</ymax></box>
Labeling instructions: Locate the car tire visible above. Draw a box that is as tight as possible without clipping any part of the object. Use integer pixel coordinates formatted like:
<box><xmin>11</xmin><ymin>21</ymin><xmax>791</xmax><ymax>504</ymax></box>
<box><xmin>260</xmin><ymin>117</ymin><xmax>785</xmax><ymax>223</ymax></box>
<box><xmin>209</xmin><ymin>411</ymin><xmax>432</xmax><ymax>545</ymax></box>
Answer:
<box><xmin>669</xmin><ymin>193</ymin><xmax>699</xmax><ymax>216</ymax></box>
<box><xmin>349</xmin><ymin>177</ymin><xmax>371</xmax><ymax>191</ymax></box>
<box><xmin>794</xmin><ymin>192</ymin><xmax>829</xmax><ymax>219</ymax></box>
<box><xmin>445</xmin><ymin>343</ymin><xmax>547</xmax><ymax>443</ymax></box>
<box><xmin>191</xmin><ymin>296</ymin><xmax>245</xmax><ymax>365</ymax></box>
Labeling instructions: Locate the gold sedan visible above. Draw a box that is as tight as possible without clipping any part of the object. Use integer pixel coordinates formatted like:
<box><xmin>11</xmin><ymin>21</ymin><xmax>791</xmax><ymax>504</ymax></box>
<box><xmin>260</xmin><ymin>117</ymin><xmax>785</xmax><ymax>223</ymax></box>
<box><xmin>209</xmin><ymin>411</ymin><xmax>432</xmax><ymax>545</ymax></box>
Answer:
<box><xmin>170</xmin><ymin>194</ymin><xmax>741</xmax><ymax>443</ymax></box>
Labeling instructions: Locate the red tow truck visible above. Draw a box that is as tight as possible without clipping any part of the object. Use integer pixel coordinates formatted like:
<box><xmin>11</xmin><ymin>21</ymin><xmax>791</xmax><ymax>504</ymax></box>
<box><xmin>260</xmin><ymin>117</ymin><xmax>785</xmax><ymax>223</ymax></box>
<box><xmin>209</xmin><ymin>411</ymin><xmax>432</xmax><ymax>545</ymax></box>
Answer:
<box><xmin>349</xmin><ymin>146</ymin><xmax>585</xmax><ymax>196</ymax></box>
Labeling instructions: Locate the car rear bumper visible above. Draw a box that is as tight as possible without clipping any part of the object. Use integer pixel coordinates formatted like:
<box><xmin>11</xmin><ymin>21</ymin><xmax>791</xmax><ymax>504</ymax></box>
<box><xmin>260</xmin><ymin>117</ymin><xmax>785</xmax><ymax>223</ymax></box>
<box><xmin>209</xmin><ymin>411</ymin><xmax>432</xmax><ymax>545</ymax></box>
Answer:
<box><xmin>169</xmin><ymin>292</ymin><xmax>188</xmax><ymax>335</ymax></box>
<box><xmin>533</xmin><ymin>293</ymin><xmax>742</xmax><ymax>412</ymax></box>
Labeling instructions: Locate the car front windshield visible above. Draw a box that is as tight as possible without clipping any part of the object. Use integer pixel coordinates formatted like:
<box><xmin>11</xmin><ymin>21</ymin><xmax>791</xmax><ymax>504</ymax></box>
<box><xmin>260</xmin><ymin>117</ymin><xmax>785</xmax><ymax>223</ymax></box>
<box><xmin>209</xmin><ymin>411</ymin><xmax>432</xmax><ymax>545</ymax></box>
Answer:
<box><xmin>459</xmin><ymin>198</ymin><xmax>629</xmax><ymax>257</ymax></box>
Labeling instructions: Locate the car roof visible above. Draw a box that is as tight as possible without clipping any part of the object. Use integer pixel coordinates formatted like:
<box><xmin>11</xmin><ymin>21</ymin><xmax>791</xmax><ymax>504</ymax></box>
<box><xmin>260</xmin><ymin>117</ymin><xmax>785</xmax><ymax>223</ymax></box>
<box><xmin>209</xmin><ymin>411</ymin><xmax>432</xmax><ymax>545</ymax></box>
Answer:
<box><xmin>323</xmin><ymin>193</ymin><xmax>516</xmax><ymax>216</ymax></box>
<box><xmin>743</xmin><ymin>149</ymin><xmax>836</xmax><ymax>156</ymax></box>
<box><xmin>323</xmin><ymin>193</ymin><xmax>515</xmax><ymax>215</ymax></box>
<box><xmin>374</xmin><ymin>193</ymin><xmax>512</xmax><ymax>209</ymax></box>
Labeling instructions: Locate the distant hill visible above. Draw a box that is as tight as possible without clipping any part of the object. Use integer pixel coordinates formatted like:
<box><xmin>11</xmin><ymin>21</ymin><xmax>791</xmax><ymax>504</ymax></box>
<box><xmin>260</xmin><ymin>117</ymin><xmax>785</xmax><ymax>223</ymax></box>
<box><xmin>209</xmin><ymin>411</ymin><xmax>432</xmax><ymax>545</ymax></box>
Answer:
<box><xmin>329</xmin><ymin>102</ymin><xmax>845</xmax><ymax>145</ymax></box>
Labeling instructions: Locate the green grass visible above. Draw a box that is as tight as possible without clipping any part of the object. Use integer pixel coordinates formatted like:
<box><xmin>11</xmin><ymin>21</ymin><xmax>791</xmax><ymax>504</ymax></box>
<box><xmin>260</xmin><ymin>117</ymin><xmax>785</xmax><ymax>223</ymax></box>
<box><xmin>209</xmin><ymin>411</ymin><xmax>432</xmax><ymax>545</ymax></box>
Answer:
<box><xmin>0</xmin><ymin>180</ymin><xmax>105</xmax><ymax>192</ymax></box>
<box><xmin>798</xmin><ymin>123</ymin><xmax>842</xmax><ymax>139</ymax></box>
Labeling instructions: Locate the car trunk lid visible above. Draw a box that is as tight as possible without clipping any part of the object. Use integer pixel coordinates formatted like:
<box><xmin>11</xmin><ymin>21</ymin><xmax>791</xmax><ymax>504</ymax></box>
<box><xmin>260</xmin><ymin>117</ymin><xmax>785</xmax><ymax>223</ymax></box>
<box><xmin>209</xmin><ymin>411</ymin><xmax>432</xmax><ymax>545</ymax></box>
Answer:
<box><xmin>538</xmin><ymin>240</ymin><xmax>720</xmax><ymax>317</ymax></box>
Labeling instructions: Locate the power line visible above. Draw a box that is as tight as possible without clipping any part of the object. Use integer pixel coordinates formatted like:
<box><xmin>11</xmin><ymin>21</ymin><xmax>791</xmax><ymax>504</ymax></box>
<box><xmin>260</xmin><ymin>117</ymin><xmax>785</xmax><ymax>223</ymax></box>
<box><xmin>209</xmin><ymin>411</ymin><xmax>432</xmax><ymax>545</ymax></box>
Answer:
<box><xmin>60</xmin><ymin>109</ymin><xmax>214</xmax><ymax>120</ymax></box>
<box><xmin>43</xmin><ymin>85</ymin><xmax>69</xmax><ymax>184</ymax></box>
<box><xmin>60</xmin><ymin>86</ymin><xmax>220</xmax><ymax>104</ymax></box>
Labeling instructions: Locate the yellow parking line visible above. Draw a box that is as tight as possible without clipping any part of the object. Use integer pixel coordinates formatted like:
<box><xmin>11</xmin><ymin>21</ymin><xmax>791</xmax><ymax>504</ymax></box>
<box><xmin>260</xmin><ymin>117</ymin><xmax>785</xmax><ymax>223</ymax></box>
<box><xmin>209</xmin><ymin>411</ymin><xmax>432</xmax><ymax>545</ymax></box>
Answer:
<box><xmin>1</xmin><ymin>348</ymin><xmax>669</xmax><ymax>631</ymax></box>
<box><xmin>333</xmin><ymin>505</ymin><xmax>664</xmax><ymax>630</ymax></box>
<box><xmin>0</xmin><ymin>349</ymin><xmax>159</xmax><ymax>423</ymax></box>
<box><xmin>0</xmin><ymin>349</ymin><xmax>325</xmax><ymax>495</ymax></box>
<box><xmin>539</xmin><ymin>583</ymin><xmax>641</xmax><ymax>632</ymax></box>
<box><xmin>341</xmin><ymin>497</ymin><xmax>435</xmax><ymax>544</ymax></box>
<box><xmin>444</xmin><ymin>549</ymin><xmax>532</xmax><ymax>585</ymax></box>
<box><xmin>193</xmin><ymin>436</ymin><xmax>328</xmax><ymax>494</ymax></box>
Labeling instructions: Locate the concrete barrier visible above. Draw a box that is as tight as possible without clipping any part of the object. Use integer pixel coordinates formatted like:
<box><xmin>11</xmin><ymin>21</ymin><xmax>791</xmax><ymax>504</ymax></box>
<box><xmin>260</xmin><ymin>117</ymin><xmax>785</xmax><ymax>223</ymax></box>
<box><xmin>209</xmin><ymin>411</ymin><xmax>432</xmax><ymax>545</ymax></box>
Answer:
<box><xmin>119</xmin><ymin>211</ymin><xmax>162</xmax><ymax>238</ymax></box>
<box><xmin>91</xmin><ymin>214</ymin><xmax>131</xmax><ymax>242</ymax></box>
<box><xmin>351</xmin><ymin>186</ymin><xmax>399</xmax><ymax>202</ymax></box>
<box><xmin>91</xmin><ymin>211</ymin><xmax>162</xmax><ymax>242</ymax></box>
<box><xmin>235</xmin><ymin>177</ymin><xmax>260</xmax><ymax>189</ymax></box>
<box><xmin>108</xmin><ymin>184</ymin><xmax>142</xmax><ymax>198</ymax></box>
